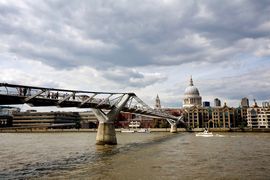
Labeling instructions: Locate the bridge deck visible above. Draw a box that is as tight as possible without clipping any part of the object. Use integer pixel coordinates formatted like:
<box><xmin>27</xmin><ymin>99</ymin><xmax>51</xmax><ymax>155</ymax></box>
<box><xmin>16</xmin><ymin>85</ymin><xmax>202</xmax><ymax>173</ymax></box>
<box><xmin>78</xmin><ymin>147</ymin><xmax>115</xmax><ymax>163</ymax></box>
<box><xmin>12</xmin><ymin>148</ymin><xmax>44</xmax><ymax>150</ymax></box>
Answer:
<box><xmin>0</xmin><ymin>83</ymin><xmax>183</xmax><ymax>122</ymax></box>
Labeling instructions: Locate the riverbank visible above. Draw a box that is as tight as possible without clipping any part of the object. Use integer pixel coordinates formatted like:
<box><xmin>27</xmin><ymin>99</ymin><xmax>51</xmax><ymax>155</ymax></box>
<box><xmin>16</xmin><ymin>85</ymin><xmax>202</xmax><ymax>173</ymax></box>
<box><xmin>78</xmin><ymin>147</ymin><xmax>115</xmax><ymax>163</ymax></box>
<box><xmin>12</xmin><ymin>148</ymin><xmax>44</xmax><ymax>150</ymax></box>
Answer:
<box><xmin>0</xmin><ymin>127</ymin><xmax>269</xmax><ymax>133</ymax></box>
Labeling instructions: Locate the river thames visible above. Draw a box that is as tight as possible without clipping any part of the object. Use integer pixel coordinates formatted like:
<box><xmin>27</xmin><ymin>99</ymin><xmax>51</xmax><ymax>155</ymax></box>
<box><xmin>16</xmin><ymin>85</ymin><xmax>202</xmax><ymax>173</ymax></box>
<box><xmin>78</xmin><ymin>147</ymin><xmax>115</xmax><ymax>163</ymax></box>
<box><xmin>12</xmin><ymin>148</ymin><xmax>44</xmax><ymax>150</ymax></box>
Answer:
<box><xmin>0</xmin><ymin>132</ymin><xmax>269</xmax><ymax>180</ymax></box>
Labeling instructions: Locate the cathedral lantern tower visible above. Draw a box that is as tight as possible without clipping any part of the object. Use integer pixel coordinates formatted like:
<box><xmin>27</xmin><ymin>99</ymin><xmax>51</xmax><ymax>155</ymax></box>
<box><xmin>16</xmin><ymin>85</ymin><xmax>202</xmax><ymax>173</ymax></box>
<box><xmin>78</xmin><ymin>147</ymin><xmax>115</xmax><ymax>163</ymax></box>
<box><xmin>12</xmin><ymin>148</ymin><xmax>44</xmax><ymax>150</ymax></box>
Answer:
<box><xmin>183</xmin><ymin>76</ymin><xmax>202</xmax><ymax>108</ymax></box>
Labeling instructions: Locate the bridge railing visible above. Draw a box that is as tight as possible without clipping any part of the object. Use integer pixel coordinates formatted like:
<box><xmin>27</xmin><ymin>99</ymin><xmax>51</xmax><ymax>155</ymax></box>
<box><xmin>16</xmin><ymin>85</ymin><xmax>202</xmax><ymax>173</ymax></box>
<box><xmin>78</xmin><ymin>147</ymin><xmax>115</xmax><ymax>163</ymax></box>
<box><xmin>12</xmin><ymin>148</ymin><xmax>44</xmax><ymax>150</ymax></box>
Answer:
<box><xmin>0</xmin><ymin>83</ymin><xmax>128</xmax><ymax>107</ymax></box>
<box><xmin>0</xmin><ymin>83</ymin><xmax>183</xmax><ymax>122</ymax></box>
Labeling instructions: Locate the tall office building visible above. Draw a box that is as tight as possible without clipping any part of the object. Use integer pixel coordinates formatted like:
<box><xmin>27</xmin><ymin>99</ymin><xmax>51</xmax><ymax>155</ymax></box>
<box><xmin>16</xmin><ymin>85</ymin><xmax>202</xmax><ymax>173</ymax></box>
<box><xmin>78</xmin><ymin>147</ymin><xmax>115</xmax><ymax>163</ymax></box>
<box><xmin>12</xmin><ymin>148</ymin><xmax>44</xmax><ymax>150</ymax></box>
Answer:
<box><xmin>241</xmin><ymin>97</ymin><xmax>249</xmax><ymax>108</ymax></box>
<box><xmin>214</xmin><ymin>98</ymin><xmax>221</xmax><ymax>107</ymax></box>
<box><xmin>203</xmin><ymin>101</ymin><xmax>210</xmax><ymax>107</ymax></box>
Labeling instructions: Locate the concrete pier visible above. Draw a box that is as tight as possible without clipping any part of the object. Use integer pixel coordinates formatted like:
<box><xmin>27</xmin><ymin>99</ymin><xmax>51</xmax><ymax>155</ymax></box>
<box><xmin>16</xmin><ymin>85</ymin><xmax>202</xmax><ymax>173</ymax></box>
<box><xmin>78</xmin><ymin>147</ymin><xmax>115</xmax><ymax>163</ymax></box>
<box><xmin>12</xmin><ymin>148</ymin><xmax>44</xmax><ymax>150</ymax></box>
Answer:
<box><xmin>170</xmin><ymin>124</ymin><xmax>177</xmax><ymax>133</ymax></box>
<box><xmin>93</xmin><ymin>94</ymin><xmax>132</xmax><ymax>145</ymax></box>
<box><xmin>96</xmin><ymin>122</ymin><xmax>117</xmax><ymax>145</ymax></box>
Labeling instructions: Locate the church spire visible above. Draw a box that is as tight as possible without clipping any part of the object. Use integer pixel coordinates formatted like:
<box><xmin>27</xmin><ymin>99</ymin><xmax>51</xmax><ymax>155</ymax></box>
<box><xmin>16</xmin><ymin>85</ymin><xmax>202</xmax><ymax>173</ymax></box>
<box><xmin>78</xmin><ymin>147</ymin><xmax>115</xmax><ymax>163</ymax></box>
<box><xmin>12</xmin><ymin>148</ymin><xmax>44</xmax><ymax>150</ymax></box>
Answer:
<box><xmin>155</xmin><ymin>94</ymin><xmax>161</xmax><ymax>109</ymax></box>
<box><xmin>190</xmin><ymin>75</ymin><xmax>194</xmax><ymax>86</ymax></box>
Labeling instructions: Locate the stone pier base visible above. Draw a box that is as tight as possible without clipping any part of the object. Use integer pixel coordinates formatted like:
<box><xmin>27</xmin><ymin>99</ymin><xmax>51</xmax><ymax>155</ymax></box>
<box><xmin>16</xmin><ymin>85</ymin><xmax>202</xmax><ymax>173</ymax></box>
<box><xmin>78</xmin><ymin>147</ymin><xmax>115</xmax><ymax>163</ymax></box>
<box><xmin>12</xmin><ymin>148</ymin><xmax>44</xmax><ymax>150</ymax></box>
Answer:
<box><xmin>170</xmin><ymin>124</ymin><xmax>177</xmax><ymax>133</ymax></box>
<box><xmin>96</xmin><ymin>122</ymin><xmax>117</xmax><ymax>145</ymax></box>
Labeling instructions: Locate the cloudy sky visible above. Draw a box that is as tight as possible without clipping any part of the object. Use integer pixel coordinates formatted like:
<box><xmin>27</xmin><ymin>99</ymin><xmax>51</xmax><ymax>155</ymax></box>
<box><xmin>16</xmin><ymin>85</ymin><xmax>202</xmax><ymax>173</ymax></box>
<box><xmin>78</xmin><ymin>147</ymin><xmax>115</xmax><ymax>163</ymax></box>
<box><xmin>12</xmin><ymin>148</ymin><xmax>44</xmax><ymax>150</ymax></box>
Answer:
<box><xmin>0</xmin><ymin>0</ymin><xmax>270</xmax><ymax>109</ymax></box>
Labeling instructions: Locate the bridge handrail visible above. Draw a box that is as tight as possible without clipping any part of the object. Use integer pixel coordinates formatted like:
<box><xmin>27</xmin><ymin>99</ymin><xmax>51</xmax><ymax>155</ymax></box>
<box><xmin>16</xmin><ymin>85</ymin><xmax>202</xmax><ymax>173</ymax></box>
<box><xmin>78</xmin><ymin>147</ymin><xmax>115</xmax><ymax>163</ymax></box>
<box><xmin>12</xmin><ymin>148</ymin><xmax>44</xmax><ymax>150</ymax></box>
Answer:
<box><xmin>0</xmin><ymin>83</ymin><xmax>130</xmax><ymax>95</ymax></box>
<box><xmin>0</xmin><ymin>83</ymin><xmax>183</xmax><ymax>123</ymax></box>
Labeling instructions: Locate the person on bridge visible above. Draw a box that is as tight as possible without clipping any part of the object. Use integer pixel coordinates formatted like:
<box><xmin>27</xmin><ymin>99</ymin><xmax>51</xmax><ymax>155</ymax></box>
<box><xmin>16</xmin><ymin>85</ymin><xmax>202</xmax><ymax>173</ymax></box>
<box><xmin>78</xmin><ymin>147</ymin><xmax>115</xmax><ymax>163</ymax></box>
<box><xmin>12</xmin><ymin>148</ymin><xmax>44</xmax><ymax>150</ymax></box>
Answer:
<box><xmin>18</xmin><ymin>88</ymin><xmax>23</xmax><ymax>96</ymax></box>
<box><xmin>23</xmin><ymin>88</ymin><xmax>27</xmax><ymax>96</ymax></box>
<box><xmin>72</xmin><ymin>93</ymin><xmax>75</xmax><ymax>100</ymax></box>
<box><xmin>47</xmin><ymin>91</ymin><xmax>51</xmax><ymax>98</ymax></box>
<box><xmin>27</xmin><ymin>88</ymin><xmax>31</xmax><ymax>96</ymax></box>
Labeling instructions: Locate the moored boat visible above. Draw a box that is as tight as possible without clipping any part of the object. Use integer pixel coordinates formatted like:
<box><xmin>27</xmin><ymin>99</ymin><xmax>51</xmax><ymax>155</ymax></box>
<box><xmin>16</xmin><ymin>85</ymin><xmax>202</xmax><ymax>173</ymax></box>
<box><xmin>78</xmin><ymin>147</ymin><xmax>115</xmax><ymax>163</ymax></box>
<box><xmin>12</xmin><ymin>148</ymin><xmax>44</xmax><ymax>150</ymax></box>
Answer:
<box><xmin>196</xmin><ymin>129</ymin><xmax>213</xmax><ymax>137</ymax></box>
<box><xmin>136</xmin><ymin>128</ymin><xmax>151</xmax><ymax>133</ymax></box>
<box><xmin>129</xmin><ymin>121</ymin><xmax>141</xmax><ymax>128</ymax></box>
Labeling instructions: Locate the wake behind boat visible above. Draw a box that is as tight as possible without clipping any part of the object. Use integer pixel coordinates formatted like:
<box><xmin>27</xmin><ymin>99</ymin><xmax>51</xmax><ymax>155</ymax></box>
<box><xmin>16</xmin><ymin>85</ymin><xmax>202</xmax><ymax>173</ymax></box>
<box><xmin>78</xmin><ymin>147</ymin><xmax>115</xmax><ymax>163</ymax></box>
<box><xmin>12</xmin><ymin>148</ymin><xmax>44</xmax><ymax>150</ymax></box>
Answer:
<box><xmin>120</xmin><ymin>128</ymin><xmax>135</xmax><ymax>133</ymax></box>
<box><xmin>196</xmin><ymin>129</ymin><xmax>213</xmax><ymax>137</ymax></box>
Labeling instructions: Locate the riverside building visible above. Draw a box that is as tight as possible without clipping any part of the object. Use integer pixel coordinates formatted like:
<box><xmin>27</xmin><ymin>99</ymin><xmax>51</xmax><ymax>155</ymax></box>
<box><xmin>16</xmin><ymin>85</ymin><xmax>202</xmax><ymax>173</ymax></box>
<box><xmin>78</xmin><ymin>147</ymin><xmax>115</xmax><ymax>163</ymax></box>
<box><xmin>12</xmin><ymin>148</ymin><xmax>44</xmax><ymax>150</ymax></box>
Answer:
<box><xmin>182</xmin><ymin>77</ymin><xmax>238</xmax><ymax>129</ymax></box>
<box><xmin>247</xmin><ymin>101</ymin><xmax>270</xmax><ymax>128</ymax></box>
<box><xmin>184</xmin><ymin>106</ymin><xmax>209</xmax><ymax>128</ymax></box>
<box><xmin>214</xmin><ymin>98</ymin><xmax>221</xmax><ymax>107</ymax></box>
<box><xmin>239</xmin><ymin>97</ymin><xmax>250</xmax><ymax>127</ymax></box>
<box><xmin>209</xmin><ymin>103</ymin><xmax>236</xmax><ymax>128</ymax></box>
<box><xmin>182</xmin><ymin>77</ymin><xmax>206</xmax><ymax>128</ymax></box>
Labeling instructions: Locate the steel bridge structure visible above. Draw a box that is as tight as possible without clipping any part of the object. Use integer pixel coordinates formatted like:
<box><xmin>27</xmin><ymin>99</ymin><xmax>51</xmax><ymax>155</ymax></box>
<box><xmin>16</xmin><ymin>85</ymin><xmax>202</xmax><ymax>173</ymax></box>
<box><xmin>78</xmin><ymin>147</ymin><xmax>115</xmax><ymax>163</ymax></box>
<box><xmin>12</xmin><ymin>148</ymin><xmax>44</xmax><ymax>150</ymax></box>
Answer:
<box><xmin>0</xmin><ymin>83</ymin><xmax>184</xmax><ymax>145</ymax></box>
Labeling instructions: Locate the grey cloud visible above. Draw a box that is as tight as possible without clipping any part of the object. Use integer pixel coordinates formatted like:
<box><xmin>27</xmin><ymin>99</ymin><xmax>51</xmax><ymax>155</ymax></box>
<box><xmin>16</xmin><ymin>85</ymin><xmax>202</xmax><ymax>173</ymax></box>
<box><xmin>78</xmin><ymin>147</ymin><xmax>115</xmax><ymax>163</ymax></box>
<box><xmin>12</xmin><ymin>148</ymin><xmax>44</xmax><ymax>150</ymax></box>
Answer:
<box><xmin>102</xmin><ymin>68</ymin><xmax>167</xmax><ymax>88</ymax></box>
<box><xmin>1</xmin><ymin>0</ymin><xmax>270</xmax><ymax>70</ymax></box>
<box><xmin>160</xmin><ymin>65</ymin><xmax>270</xmax><ymax>107</ymax></box>
<box><xmin>198</xmin><ymin>68</ymin><xmax>270</xmax><ymax>101</ymax></box>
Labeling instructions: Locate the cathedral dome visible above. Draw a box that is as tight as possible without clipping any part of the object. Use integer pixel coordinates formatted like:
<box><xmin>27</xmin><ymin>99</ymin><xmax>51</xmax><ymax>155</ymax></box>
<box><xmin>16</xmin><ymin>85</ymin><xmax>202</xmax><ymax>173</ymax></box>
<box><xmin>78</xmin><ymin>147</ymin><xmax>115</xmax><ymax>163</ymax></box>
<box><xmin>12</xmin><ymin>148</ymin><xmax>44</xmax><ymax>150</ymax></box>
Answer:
<box><xmin>184</xmin><ymin>86</ymin><xmax>200</xmax><ymax>96</ymax></box>
<box><xmin>184</xmin><ymin>76</ymin><xmax>200</xmax><ymax>96</ymax></box>
<box><xmin>183</xmin><ymin>76</ymin><xmax>202</xmax><ymax>108</ymax></box>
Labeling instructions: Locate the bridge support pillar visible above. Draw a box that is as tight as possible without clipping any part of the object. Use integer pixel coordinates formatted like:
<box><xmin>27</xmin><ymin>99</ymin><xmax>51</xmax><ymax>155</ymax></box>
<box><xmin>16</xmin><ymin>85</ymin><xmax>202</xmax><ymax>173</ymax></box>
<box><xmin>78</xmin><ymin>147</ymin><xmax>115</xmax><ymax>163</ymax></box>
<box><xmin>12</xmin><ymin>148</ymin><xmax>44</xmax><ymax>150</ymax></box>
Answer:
<box><xmin>96</xmin><ymin>122</ymin><xmax>117</xmax><ymax>145</ymax></box>
<box><xmin>170</xmin><ymin>124</ymin><xmax>177</xmax><ymax>133</ymax></box>
<box><xmin>93</xmin><ymin>94</ymin><xmax>132</xmax><ymax>145</ymax></box>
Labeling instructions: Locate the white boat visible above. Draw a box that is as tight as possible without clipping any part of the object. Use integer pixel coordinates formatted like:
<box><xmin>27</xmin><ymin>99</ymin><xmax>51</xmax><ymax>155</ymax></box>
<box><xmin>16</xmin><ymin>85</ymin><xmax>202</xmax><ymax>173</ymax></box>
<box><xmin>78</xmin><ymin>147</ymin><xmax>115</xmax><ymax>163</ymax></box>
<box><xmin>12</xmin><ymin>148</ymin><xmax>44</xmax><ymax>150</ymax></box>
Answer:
<box><xmin>196</xmin><ymin>129</ymin><xmax>213</xmax><ymax>137</ymax></box>
<box><xmin>121</xmin><ymin>121</ymin><xmax>151</xmax><ymax>133</ymax></box>
<box><xmin>136</xmin><ymin>128</ymin><xmax>151</xmax><ymax>133</ymax></box>
<box><xmin>120</xmin><ymin>129</ymin><xmax>135</xmax><ymax>133</ymax></box>
<box><xmin>129</xmin><ymin>121</ymin><xmax>141</xmax><ymax>128</ymax></box>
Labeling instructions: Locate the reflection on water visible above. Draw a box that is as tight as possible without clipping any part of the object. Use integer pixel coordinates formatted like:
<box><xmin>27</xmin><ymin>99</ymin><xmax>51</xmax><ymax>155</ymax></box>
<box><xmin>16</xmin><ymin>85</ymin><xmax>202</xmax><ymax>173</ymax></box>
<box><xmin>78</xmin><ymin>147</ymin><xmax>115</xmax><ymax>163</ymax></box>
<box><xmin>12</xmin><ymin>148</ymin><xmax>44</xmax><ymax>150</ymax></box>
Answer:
<box><xmin>1</xmin><ymin>132</ymin><xmax>270</xmax><ymax>179</ymax></box>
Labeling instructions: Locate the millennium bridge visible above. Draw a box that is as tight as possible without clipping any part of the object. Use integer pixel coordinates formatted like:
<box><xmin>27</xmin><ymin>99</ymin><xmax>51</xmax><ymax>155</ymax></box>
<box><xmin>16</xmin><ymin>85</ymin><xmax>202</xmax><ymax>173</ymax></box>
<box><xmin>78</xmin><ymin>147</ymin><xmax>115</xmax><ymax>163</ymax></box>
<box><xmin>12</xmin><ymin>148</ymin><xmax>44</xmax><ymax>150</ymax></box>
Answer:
<box><xmin>0</xmin><ymin>83</ymin><xmax>185</xmax><ymax>145</ymax></box>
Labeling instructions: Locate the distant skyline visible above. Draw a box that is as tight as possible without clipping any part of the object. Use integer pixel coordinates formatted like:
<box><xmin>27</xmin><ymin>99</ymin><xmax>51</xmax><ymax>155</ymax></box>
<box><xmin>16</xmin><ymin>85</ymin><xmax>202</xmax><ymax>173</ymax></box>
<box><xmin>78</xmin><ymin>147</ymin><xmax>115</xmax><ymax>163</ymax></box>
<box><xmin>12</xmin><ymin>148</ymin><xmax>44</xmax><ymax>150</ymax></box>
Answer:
<box><xmin>0</xmin><ymin>0</ymin><xmax>270</xmax><ymax>109</ymax></box>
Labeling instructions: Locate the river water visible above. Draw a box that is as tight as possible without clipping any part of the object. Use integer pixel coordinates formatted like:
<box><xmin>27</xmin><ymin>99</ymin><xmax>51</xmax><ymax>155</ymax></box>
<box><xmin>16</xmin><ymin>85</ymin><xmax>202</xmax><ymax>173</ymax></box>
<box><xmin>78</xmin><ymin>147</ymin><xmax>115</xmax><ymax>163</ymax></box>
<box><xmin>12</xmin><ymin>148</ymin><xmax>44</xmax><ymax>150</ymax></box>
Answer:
<box><xmin>0</xmin><ymin>132</ymin><xmax>269</xmax><ymax>180</ymax></box>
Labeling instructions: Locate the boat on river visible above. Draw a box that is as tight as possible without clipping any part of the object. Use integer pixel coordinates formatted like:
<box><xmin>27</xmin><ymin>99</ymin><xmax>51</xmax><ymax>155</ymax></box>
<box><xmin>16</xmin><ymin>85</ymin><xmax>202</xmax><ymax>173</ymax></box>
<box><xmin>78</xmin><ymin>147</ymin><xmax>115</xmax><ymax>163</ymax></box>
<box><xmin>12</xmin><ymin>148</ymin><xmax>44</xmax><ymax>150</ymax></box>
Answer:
<box><xmin>128</xmin><ymin>121</ymin><xmax>141</xmax><ymax>128</ymax></box>
<box><xmin>121</xmin><ymin>121</ymin><xmax>151</xmax><ymax>133</ymax></box>
<box><xmin>121</xmin><ymin>128</ymin><xmax>151</xmax><ymax>133</ymax></box>
<box><xmin>196</xmin><ymin>129</ymin><xmax>213</xmax><ymax>137</ymax></box>
<box><xmin>137</xmin><ymin>128</ymin><xmax>151</xmax><ymax>133</ymax></box>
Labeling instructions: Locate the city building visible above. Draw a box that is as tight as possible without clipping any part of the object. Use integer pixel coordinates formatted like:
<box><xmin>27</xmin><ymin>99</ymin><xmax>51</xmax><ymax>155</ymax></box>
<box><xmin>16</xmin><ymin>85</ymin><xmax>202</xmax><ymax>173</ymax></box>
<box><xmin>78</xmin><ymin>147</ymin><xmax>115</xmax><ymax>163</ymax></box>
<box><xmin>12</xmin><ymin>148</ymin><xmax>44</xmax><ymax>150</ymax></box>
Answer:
<box><xmin>214</xmin><ymin>98</ymin><xmax>221</xmax><ymax>107</ymax></box>
<box><xmin>181</xmin><ymin>77</ymin><xmax>240</xmax><ymax>129</ymax></box>
<box><xmin>0</xmin><ymin>106</ymin><xmax>20</xmax><ymax>115</ymax></box>
<box><xmin>247</xmin><ymin>101</ymin><xmax>270</xmax><ymax>128</ymax></box>
<box><xmin>184</xmin><ymin>106</ymin><xmax>209</xmax><ymax>128</ymax></box>
<box><xmin>182</xmin><ymin>76</ymin><xmax>207</xmax><ymax>128</ymax></box>
<box><xmin>209</xmin><ymin>103</ymin><xmax>236</xmax><ymax>128</ymax></box>
<box><xmin>118</xmin><ymin>112</ymin><xmax>155</xmax><ymax>128</ymax></box>
<box><xmin>79</xmin><ymin>111</ymin><xmax>98</xmax><ymax>128</ymax></box>
<box><xmin>183</xmin><ymin>76</ymin><xmax>202</xmax><ymax>108</ymax></box>
<box><xmin>12</xmin><ymin>111</ymin><xmax>81</xmax><ymax>128</ymax></box>
<box><xmin>0</xmin><ymin>106</ymin><xmax>20</xmax><ymax>128</ymax></box>
<box><xmin>182</xmin><ymin>76</ymin><xmax>209</xmax><ymax>128</ymax></box>
<box><xmin>240</xmin><ymin>107</ymin><xmax>248</xmax><ymax>124</ymax></box>
<box><xmin>234</xmin><ymin>107</ymin><xmax>247</xmax><ymax>128</ymax></box>
<box><xmin>203</xmin><ymin>101</ymin><xmax>210</xmax><ymax>107</ymax></box>
<box><xmin>241</xmin><ymin>97</ymin><xmax>249</xmax><ymax>108</ymax></box>
<box><xmin>240</xmin><ymin>97</ymin><xmax>250</xmax><ymax>125</ymax></box>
